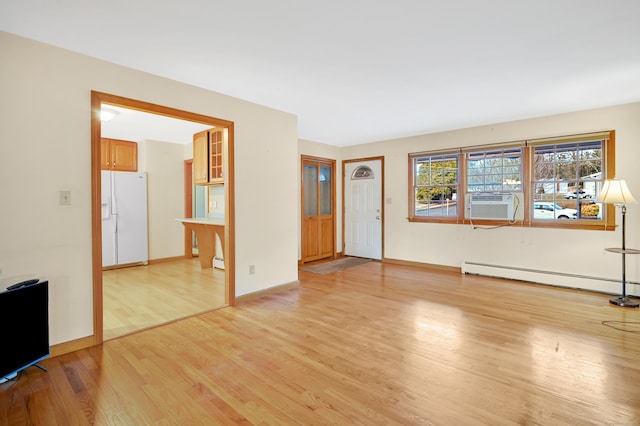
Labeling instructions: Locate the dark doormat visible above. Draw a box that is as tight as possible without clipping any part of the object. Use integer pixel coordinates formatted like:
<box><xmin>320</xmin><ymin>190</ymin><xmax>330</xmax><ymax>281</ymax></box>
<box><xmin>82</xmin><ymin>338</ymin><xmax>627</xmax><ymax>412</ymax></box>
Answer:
<box><xmin>300</xmin><ymin>257</ymin><xmax>371</xmax><ymax>275</ymax></box>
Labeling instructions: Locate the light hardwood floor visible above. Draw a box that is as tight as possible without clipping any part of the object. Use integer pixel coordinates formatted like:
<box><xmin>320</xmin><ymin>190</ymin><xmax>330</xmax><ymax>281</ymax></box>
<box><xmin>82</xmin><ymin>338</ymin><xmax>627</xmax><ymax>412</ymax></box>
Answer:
<box><xmin>2</xmin><ymin>261</ymin><xmax>640</xmax><ymax>425</ymax></box>
<box><xmin>103</xmin><ymin>258</ymin><xmax>226</xmax><ymax>340</ymax></box>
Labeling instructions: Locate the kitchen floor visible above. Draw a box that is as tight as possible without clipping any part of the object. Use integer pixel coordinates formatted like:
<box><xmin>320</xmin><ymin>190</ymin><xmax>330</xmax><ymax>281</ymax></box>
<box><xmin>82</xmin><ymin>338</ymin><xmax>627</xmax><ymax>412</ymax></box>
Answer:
<box><xmin>103</xmin><ymin>258</ymin><xmax>226</xmax><ymax>340</ymax></box>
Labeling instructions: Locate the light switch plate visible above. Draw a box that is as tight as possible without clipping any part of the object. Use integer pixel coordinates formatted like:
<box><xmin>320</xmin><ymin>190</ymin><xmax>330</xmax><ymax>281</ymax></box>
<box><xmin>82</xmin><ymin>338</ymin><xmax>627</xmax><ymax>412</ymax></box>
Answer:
<box><xmin>60</xmin><ymin>190</ymin><xmax>71</xmax><ymax>205</ymax></box>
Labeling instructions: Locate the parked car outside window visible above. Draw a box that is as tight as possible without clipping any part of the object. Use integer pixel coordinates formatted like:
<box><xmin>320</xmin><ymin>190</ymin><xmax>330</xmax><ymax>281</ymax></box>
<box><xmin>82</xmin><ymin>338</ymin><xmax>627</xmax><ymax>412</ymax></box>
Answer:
<box><xmin>564</xmin><ymin>190</ymin><xmax>593</xmax><ymax>199</ymax></box>
<box><xmin>533</xmin><ymin>202</ymin><xmax>577</xmax><ymax>219</ymax></box>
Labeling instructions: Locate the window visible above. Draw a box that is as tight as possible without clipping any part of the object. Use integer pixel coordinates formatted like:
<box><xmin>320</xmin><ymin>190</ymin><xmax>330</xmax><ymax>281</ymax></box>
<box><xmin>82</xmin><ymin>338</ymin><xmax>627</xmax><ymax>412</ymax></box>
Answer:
<box><xmin>533</xmin><ymin>139</ymin><xmax>603</xmax><ymax>220</ymax></box>
<box><xmin>411</xmin><ymin>152</ymin><xmax>459</xmax><ymax>219</ymax></box>
<box><xmin>467</xmin><ymin>147</ymin><xmax>523</xmax><ymax>193</ymax></box>
<box><xmin>409</xmin><ymin>131</ymin><xmax>614</xmax><ymax>229</ymax></box>
<box><xmin>352</xmin><ymin>165</ymin><xmax>374</xmax><ymax>179</ymax></box>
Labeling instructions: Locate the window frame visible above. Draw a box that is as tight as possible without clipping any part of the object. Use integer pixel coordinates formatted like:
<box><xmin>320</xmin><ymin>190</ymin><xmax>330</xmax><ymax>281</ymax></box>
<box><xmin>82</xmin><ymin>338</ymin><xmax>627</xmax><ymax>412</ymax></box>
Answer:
<box><xmin>408</xmin><ymin>131</ymin><xmax>615</xmax><ymax>231</ymax></box>
<box><xmin>408</xmin><ymin>150</ymin><xmax>461</xmax><ymax>223</ymax></box>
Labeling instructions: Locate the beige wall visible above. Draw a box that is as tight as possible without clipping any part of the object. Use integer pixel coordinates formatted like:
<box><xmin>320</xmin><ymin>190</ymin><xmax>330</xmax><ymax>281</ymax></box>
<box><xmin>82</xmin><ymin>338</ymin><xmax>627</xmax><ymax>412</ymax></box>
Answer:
<box><xmin>140</xmin><ymin>140</ymin><xmax>185</xmax><ymax>260</ymax></box>
<box><xmin>337</xmin><ymin>103</ymin><xmax>640</xmax><ymax>296</ymax></box>
<box><xmin>0</xmin><ymin>31</ymin><xmax>298</xmax><ymax>345</ymax></box>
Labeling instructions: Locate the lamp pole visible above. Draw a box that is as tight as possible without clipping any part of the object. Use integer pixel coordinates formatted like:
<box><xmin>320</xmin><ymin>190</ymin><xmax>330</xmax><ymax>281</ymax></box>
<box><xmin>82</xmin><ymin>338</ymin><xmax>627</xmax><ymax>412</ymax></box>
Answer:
<box><xmin>609</xmin><ymin>204</ymin><xmax>639</xmax><ymax>307</ymax></box>
<box><xmin>621</xmin><ymin>204</ymin><xmax>627</xmax><ymax>301</ymax></box>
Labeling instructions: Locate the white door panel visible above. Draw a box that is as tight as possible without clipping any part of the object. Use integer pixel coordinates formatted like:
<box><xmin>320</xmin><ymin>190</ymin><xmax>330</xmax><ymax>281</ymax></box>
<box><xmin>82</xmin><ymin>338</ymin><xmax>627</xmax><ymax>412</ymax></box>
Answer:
<box><xmin>113</xmin><ymin>172</ymin><xmax>149</xmax><ymax>265</ymax></box>
<box><xmin>101</xmin><ymin>171</ymin><xmax>116</xmax><ymax>267</ymax></box>
<box><xmin>344</xmin><ymin>160</ymin><xmax>382</xmax><ymax>260</ymax></box>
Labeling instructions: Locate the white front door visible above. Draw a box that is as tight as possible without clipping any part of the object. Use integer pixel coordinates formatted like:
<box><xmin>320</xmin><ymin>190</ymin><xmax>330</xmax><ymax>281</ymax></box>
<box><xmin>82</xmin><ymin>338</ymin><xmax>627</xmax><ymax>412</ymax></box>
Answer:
<box><xmin>344</xmin><ymin>159</ymin><xmax>382</xmax><ymax>260</ymax></box>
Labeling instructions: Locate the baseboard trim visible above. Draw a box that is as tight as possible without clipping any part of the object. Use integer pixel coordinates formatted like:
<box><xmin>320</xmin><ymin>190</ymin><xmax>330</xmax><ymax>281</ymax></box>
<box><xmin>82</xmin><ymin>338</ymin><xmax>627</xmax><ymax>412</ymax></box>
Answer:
<box><xmin>298</xmin><ymin>252</ymin><xmax>344</xmax><ymax>266</ymax></box>
<box><xmin>102</xmin><ymin>256</ymin><xmax>187</xmax><ymax>271</ymax></box>
<box><xmin>383</xmin><ymin>258</ymin><xmax>461</xmax><ymax>274</ymax></box>
<box><xmin>148</xmin><ymin>256</ymin><xmax>186</xmax><ymax>265</ymax></box>
<box><xmin>50</xmin><ymin>335</ymin><xmax>95</xmax><ymax>358</ymax></box>
<box><xmin>235</xmin><ymin>280</ymin><xmax>300</xmax><ymax>304</ymax></box>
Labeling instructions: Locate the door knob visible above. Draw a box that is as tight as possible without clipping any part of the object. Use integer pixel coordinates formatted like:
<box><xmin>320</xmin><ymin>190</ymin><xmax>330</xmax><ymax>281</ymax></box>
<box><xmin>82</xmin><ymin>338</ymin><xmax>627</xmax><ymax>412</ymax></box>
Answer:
<box><xmin>376</xmin><ymin>216</ymin><xmax>381</xmax><ymax>220</ymax></box>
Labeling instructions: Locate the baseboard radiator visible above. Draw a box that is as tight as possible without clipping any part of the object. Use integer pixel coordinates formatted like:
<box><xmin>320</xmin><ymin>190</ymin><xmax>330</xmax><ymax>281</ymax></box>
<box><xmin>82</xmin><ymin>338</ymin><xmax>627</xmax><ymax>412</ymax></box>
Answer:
<box><xmin>462</xmin><ymin>261</ymin><xmax>639</xmax><ymax>297</ymax></box>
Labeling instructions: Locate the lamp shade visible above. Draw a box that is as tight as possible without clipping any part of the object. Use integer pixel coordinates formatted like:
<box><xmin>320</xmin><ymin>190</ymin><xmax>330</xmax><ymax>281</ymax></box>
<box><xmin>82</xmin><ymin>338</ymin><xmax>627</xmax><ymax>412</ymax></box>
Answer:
<box><xmin>596</xmin><ymin>179</ymin><xmax>638</xmax><ymax>205</ymax></box>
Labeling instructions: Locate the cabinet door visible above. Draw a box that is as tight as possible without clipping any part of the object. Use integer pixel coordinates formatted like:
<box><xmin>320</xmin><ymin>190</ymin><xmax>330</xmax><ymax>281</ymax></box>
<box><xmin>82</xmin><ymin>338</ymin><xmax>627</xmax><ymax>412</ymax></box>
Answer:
<box><xmin>101</xmin><ymin>139</ymin><xmax>111</xmax><ymax>170</ymax></box>
<box><xmin>209</xmin><ymin>129</ymin><xmax>224</xmax><ymax>184</ymax></box>
<box><xmin>193</xmin><ymin>130</ymin><xmax>209</xmax><ymax>185</ymax></box>
<box><xmin>110</xmin><ymin>140</ymin><xmax>138</xmax><ymax>172</ymax></box>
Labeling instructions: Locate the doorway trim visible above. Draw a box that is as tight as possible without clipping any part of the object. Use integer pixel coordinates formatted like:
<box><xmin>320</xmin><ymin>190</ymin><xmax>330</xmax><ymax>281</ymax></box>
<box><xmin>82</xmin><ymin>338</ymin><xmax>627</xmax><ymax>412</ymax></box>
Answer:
<box><xmin>342</xmin><ymin>156</ymin><xmax>385</xmax><ymax>259</ymax></box>
<box><xmin>91</xmin><ymin>91</ymin><xmax>236</xmax><ymax>345</ymax></box>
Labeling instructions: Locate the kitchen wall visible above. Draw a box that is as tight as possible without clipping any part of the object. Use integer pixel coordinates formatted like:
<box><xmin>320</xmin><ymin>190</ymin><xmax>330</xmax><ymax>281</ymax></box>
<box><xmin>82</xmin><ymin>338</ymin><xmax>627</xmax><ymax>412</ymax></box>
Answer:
<box><xmin>139</xmin><ymin>139</ymin><xmax>185</xmax><ymax>260</ymax></box>
<box><xmin>208</xmin><ymin>186</ymin><xmax>225</xmax><ymax>219</ymax></box>
<box><xmin>0</xmin><ymin>31</ymin><xmax>298</xmax><ymax>346</ymax></box>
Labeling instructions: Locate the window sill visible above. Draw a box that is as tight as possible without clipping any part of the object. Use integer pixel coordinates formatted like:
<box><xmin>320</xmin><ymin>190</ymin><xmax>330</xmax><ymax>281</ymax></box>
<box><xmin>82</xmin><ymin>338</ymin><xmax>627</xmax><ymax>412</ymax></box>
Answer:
<box><xmin>409</xmin><ymin>217</ymin><xmax>614</xmax><ymax>231</ymax></box>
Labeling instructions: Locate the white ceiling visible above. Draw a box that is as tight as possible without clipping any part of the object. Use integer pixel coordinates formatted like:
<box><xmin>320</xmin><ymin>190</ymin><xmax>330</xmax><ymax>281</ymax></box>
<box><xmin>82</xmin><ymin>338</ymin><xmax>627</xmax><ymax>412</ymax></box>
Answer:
<box><xmin>101</xmin><ymin>105</ymin><xmax>211</xmax><ymax>144</ymax></box>
<box><xmin>2</xmin><ymin>1</ymin><xmax>640</xmax><ymax>147</ymax></box>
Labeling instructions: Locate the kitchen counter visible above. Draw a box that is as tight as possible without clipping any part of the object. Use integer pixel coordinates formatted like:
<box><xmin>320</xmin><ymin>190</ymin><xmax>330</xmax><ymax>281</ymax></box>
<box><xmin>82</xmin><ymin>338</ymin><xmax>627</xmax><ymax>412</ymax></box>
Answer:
<box><xmin>178</xmin><ymin>217</ymin><xmax>224</xmax><ymax>226</ymax></box>
<box><xmin>177</xmin><ymin>218</ymin><xmax>224</xmax><ymax>269</ymax></box>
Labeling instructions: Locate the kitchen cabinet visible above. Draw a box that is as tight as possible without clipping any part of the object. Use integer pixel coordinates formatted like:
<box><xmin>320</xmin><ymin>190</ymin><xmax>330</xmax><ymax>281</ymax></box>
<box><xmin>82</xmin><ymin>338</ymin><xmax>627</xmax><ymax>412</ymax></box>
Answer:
<box><xmin>193</xmin><ymin>130</ymin><xmax>209</xmax><ymax>184</ymax></box>
<box><xmin>101</xmin><ymin>138</ymin><xmax>138</xmax><ymax>171</ymax></box>
<box><xmin>193</xmin><ymin>128</ymin><xmax>224</xmax><ymax>185</ymax></box>
<box><xmin>209</xmin><ymin>129</ymin><xmax>224</xmax><ymax>184</ymax></box>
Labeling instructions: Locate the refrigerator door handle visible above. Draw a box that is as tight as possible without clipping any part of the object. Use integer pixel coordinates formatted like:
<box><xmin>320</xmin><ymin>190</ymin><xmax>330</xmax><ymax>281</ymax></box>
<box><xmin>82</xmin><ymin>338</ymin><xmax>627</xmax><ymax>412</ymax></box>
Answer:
<box><xmin>101</xmin><ymin>202</ymin><xmax>110</xmax><ymax>220</ymax></box>
<box><xmin>111</xmin><ymin>172</ymin><xmax>117</xmax><ymax>215</ymax></box>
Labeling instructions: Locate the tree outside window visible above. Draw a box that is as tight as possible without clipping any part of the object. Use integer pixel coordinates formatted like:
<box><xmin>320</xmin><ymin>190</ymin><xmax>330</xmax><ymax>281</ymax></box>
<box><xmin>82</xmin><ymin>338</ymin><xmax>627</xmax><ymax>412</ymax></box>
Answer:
<box><xmin>413</xmin><ymin>153</ymin><xmax>459</xmax><ymax>217</ymax></box>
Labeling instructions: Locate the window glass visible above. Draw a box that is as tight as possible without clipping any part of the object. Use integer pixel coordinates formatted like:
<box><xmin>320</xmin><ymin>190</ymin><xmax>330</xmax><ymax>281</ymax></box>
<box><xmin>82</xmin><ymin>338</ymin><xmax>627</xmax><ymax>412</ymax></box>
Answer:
<box><xmin>303</xmin><ymin>164</ymin><xmax>318</xmax><ymax>216</ymax></box>
<box><xmin>533</xmin><ymin>140</ymin><xmax>602</xmax><ymax>220</ymax></box>
<box><xmin>352</xmin><ymin>166</ymin><xmax>374</xmax><ymax>179</ymax></box>
<box><xmin>319</xmin><ymin>166</ymin><xmax>332</xmax><ymax>215</ymax></box>
<box><xmin>467</xmin><ymin>148</ymin><xmax>523</xmax><ymax>193</ymax></box>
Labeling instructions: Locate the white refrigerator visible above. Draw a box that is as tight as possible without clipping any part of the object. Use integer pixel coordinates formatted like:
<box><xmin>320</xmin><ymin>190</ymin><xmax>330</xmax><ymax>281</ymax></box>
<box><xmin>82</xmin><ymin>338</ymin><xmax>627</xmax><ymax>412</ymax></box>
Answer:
<box><xmin>101</xmin><ymin>171</ymin><xmax>149</xmax><ymax>268</ymax></box>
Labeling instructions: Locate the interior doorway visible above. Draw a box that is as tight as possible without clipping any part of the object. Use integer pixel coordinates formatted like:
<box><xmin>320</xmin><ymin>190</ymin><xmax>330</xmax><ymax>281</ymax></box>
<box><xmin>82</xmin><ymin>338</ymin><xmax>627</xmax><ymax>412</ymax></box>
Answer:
<box><xmin>91</xmin><ymin>91</ymin><xmax>236</xmax><ymax>344</ymax></box>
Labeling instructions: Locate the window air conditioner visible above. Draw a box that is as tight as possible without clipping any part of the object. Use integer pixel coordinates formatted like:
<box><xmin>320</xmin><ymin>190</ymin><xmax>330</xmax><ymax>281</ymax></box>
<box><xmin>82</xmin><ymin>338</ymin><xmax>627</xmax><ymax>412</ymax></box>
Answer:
<box><xmin>469</xmin><ymin>193</ymin><xmax>514</xmax><ymax>220</ymax></box>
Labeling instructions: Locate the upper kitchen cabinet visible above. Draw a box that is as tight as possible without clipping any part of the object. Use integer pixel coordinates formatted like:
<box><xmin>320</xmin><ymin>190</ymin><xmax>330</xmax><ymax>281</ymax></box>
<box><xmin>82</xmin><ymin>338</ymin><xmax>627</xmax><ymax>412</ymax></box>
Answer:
<box><xmin>193</xmin><ymin>128</ymin><xmax>224</xmax><ymax>185</ymax></box>
<box><xmin>101</xmin><ymin>138</ymin><xmax>138</xmax><ymax>171</ymax></box>
<box><xmin>193</xmin><ymin>130</ymin><xmax>209</xmax><ymax>184</ymax></box>
<box><xmin>209</xmin><ymin>129</ymin><xmax>224</xmax><ymax>184</ymax></box>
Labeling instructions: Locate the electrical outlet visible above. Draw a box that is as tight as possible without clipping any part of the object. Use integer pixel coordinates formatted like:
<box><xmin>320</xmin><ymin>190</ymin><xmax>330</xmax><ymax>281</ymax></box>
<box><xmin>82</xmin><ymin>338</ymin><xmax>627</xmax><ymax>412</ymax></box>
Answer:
<box><xmin>249</xmin><ymin>265</ymin><xmax>255</xmax><ymax>275</ymax></box>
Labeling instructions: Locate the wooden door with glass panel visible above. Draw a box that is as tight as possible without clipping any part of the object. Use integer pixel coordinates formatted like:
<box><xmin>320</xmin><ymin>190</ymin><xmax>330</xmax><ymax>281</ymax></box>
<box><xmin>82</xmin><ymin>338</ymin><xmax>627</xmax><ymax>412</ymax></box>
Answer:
<box><xmin>301</xmin><ymin>156</ymin><xmax>335</xmax><ymax>263</ymax></box>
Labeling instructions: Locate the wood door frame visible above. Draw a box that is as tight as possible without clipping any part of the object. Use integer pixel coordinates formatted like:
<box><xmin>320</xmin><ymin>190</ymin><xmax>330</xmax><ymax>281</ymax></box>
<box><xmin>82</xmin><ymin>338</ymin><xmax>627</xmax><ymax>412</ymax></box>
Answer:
<box><xmin>300</xmin><ymin>155</ymin><xmax>336</xmax><ymax>263</ymax></box>
<box><xmin>342</xmin><ymin>156</ymin><xmax>385</xmax><ymax>259</ymax></box>
<box><xmin>184</xmin><ymin>159</ymin><xmax>194</xmax><ymax>259</ymax></box>
<box><xmin>91</xmin><ymin>91</ymin><xmax>236</xmax><ymax>345</ymax></box>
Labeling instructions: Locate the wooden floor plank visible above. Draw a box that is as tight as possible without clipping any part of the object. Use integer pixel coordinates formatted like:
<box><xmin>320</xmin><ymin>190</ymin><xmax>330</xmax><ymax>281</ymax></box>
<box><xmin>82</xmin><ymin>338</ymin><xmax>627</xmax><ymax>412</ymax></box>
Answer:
<box><xmin>2</xmin><ymin>261</ymin><xmax>640</xmax><ymax>425</ymax></box>
<box><xmin>103</xmin><ymin>258</ymin><xmax>226</xmax><ymax>340</ymax></box>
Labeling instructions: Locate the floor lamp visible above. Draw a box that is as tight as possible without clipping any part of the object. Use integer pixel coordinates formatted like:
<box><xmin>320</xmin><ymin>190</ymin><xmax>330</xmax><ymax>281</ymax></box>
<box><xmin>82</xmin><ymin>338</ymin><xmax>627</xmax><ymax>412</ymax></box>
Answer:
<box><xmin>597</xmin><ymin>178</ymin><xmax>639</xmax><ymax>308</ymax></box>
